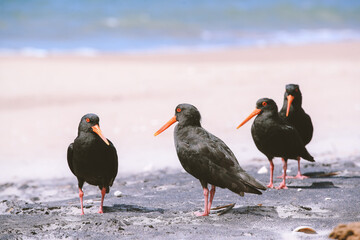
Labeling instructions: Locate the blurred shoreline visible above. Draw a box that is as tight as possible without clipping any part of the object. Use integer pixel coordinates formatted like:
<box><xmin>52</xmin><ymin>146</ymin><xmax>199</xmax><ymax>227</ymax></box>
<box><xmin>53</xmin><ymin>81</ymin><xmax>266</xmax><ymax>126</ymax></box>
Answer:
<box><xmin>1</xmin><ymin>41</ymin><xmax>360</xmax><ymax>60</ymax></box>
<box><xmin>1</xmin><ymin>41</ymin><xmax>360</xmax><ymax>182</ymax></box>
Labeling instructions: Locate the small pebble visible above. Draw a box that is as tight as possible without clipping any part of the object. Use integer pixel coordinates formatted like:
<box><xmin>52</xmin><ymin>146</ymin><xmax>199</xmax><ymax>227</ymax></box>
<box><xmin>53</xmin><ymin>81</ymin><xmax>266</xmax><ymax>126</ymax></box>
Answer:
<box><xmin>293</xmin><ymin>226</ymin><xmax>317</xmax><ymax>234</ymax></box>
<box><xmin>325</xmin><ymin>197</ymin><xmax>331</xmax><ymax>201</ymax></box>
<box><xmin>114</xmin><ymin>191</ymin><xmax>122</xmax><ymax>197</ymax></box>
<box><xmin>297</xmin><ymin>188</ymin><xmax>302</xmax><ymax>192</ymax></box>
<box><xmin>257</xmin><ymin>166</ymin><xmax>268</xmax><ymax>174</ymax></box>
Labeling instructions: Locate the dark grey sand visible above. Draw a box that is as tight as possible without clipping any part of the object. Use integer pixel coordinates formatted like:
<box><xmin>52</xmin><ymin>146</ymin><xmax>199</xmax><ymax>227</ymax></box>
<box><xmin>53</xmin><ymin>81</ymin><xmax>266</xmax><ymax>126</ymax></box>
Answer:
<box><xmin>1</xmin><ymin>156</ymin><xmax>360</xmax><ymax>240</ymax></box>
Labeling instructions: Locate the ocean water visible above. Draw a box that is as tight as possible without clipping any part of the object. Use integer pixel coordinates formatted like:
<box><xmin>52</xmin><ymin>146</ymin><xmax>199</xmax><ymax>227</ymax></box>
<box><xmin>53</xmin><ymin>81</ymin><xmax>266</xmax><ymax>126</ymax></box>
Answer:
<box><xmin>1</xmin><ymin>0</ymin><xmax>360</xmax><ymax>54</ymax></box>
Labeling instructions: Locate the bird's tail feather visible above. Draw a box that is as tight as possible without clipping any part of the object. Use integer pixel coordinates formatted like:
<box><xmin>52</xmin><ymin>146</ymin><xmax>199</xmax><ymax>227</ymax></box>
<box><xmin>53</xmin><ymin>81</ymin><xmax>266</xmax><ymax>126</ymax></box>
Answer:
<box><xmin>237</xmin><ymin>171</ymin><xmax>267</xmax><ymax>191</ymax></box>
<box><xmin>224</xmin><ymin>172</ymin><xmax>266</xmax><ymax>195</ymax></box>
<box><xmin>302</xmin><ymin>148</ymin><xmax>315</xmax><ymax>162</ymax></box>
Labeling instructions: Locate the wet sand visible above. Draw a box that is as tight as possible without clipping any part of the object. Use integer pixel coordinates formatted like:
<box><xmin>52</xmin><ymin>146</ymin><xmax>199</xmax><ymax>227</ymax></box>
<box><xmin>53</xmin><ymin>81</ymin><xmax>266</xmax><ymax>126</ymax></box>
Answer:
<box><xmin>0</xmin><ymin>42</ymin><xmax>360</xmax><ymax>239</ymax></box>
<box><xmin>1</xmin><ymin>157</ymin><xmax>360</xmax><ymax>239</ymax></box>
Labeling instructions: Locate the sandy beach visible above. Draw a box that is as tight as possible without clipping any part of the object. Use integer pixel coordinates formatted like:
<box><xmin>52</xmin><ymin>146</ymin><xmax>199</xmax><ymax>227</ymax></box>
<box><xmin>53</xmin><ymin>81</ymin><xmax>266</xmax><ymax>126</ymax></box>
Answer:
<box><xmin>1</xmin><ymin>41</ymin><xmax>359</xmax><ymax>180</ymax></box>
<box><xmin>1</xmin><ymin>42</ymin><xmax>360</xmax><ymax>239</ymax></box>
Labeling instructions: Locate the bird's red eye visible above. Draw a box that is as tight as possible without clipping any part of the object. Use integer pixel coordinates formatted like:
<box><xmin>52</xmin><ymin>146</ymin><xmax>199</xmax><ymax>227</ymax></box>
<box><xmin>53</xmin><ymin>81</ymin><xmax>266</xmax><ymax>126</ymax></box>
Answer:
<box><xmin>86</xmin><ymin>118</ymin><xmax>90</xmax><ymax>123</ymax></box>
<box><xmin>177</xmin><ymin>108</ymin><xmax>181</xmax><ymax>113</ymax></box>
<box><xmin>295</xmin><ymin>88</ymin><xmax>298</xmax><ymax>92</ymax></box>
<box><xmin>262</xmin><ymin>102</ymin><xmax>267</xmax><ymax>106</ymax></box>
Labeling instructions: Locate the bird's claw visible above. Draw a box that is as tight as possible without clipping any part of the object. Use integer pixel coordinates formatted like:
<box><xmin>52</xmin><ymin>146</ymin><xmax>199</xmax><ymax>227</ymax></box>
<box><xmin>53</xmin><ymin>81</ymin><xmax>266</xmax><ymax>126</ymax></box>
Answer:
<box><xmin>277</xmin><ymin>175</ymin><xmax>299</xmax><ymax>179</ymax></box>
<box><xmin>276</xmin><ymin>183</ymin><xmax>288</xmax><ymax>190</ymax></box>
<box><xmin>194</xmin><ymin>211</ymin><xmax>209</xmax><ymax>217</ymax></box>
<box><xmin>287</xmin><ymin>174</ymin><xmax>308</xmax><ymax>180</ymax></box>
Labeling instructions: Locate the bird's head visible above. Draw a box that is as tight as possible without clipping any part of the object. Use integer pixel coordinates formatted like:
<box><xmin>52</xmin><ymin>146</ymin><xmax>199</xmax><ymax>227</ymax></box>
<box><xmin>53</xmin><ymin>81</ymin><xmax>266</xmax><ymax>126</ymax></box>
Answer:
<box><xmin>154</xmin><ymin>103</ymin><xmax>201</xmax><ymax>136</ymax></box>
<box><xmin>237</xmin><ymin>98</ymin><xmax>277</xmax><ymax>129</ymax></box>
<box><xmin>284</xmin><ymin>84</ymin><xmax>302</xmax><ymax>116</ymax></box>
<box><xmin>78</xmin><ymin>113</ymin><xmax>109</xmax><ymax>145</ymax></box>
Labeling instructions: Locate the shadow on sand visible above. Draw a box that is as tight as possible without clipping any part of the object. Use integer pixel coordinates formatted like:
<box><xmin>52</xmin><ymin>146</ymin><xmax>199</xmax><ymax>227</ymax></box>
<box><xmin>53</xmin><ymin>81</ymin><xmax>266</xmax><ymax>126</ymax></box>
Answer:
<box><xmin>103</xmin><ymin>204</ymin><xmax>164</xmax><ymax>214</ymax></box>
<box><xmin>288</xmin><ymin>181</ymin><xmax>338</xmax><ymax>189</ymax></box>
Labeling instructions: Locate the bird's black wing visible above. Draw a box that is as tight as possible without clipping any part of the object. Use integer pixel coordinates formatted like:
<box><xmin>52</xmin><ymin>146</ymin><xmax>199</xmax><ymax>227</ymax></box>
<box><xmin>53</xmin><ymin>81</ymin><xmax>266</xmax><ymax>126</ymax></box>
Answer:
<box><xmin>176</xmin><ymin>127</ymin><xmax>266</xmax><ymax>195</ymax></box>
<box><xmin>300</xmin><ymin>111</ymin><xmax>313</xmax><ymax>145</ymax></box>
<box><xmin>265</xmin><ymin>122</ymin><xmax>314</xmax><ymax>161</ymax></box>
<box><xmin>281</xmin><ymin>108</ymin><xmax>314</xmax><ymax>145</ymax></box>
<box><xmin>107</xmin><ymin>139</ymin><xmax>118</xmax><ymax>187</ymax></box>
<box><xmin>67</xmin><ymin>143</ymin><xmax>76</xmax><ymax>175</ymax></box>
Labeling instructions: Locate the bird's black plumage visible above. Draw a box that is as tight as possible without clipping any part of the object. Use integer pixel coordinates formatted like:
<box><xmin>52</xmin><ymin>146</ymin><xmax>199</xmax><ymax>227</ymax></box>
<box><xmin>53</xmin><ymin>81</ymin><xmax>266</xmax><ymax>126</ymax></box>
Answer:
<box><xmin>251</xmin><ymin>98</ymin><xmax>313</xmax><ymax>162</ymax></box>
<box><xmin>155</xmin><ymin>104</ymin><xmax>265</xmax><ymax>216</ymax></box>
<box><xmin>278</xmin><ymin>84</ymin><xmax>314</xmax><ymax>179</ymax></box>
<box><xmin>238</xmin><ymin>98</ymin><xmax>314</xmax><ymax>189</ymax></box>
<box><xmin>174</xmin><ymin>105</ymin><xmax>265</xmax><ymax>195</ymax></box>
<box><xmin>279</xmin><ymin>84</ymin><xmax>313</xmax><ymax>145</ymax></box>
<box><xmin>67</xmin><ymin>113</ymin><xmax>118</xmax><ymax>214</ymax></box>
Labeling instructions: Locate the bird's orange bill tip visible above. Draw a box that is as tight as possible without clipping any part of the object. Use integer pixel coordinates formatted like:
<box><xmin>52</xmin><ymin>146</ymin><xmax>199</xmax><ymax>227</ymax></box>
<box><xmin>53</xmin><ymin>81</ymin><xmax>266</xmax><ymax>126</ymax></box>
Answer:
<box><xmin>286</xmin><ymin>95</ymin><xmax>295</xmax><ymax>117</ymax></box>
<box><xmin>237</xmin><ymin>108</ymin><xmax>262</xmax><ymax>129</ymax></box>
<box><xmin>92</xmin><ymin>125</ymin><xmax>110</xmax><ymax>145</ymax></box>
<box><xmin>154</xmin><ymin>116</ymin><xmax>177</xmax><ymax>136</ymax></box>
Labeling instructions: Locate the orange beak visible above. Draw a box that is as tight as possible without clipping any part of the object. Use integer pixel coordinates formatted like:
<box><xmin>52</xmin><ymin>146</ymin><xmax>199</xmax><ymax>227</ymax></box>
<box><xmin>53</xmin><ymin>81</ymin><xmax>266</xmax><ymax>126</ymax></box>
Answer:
<box><xmin>237</xmin><ymin>108</ymin><xmax>262</xmax><ymax>129</ymax></box>
<box><xmin>286</xmin><ymin>94</ymin><xmax>295</xmax><ymax>117</ymax></box>
<box><xmin>92</xmin><ymin>124</ymin><xmax>110</xmax><ymax>145</ymax></box>
<box><xmin>154</xmin><ymin>116</ymin><xmax>177</xmax><ymax>136</ymax></box>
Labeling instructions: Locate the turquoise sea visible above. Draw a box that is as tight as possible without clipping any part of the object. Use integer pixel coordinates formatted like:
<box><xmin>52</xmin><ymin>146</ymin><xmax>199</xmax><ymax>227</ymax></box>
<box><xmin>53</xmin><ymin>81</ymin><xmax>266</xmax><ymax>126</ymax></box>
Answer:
<box><xmin>1</xmin><ymin>0</ymin><xmax>360</xmax><ymax>54</ymax></box>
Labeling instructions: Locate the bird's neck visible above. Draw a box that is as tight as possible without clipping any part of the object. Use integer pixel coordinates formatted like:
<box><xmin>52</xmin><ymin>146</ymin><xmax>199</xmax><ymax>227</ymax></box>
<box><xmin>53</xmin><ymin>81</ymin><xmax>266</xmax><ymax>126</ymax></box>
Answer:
<box><xmin>77</xmin><ymin>127</ymin><xmax>92</xmax><ymax>135</ymax></box>
<box><xmin>252</xmin><ymin>111</ymin><xmax>281</xmax><ymax>140</ymax></box>
<box><xmin>77</xmin><ymin>131</ymin><xmax>98</xmax><ymax>142</ymax></box>
<box><xmin>174</xmin><ymin>123</ymin><xmax>201</xmax><ymax>138</ymax></box>
<box><xmin>281</xmin><ymin>96</ymin><xmax>302</xmax><ymax>111</ymax></box>
<box><xmin>177</xmin><ymin>120</ymin><xmax>201</xmax><ymax>128</ymax></box>
<box><xmin>257</xmin><ymin>110</ymin><xmax>280</xmax><ymax>122</ymax></box>
<box><xmin>280</xmin><ymin>101</ymin><xmax>303</xmax><ymax>117</ymax></box>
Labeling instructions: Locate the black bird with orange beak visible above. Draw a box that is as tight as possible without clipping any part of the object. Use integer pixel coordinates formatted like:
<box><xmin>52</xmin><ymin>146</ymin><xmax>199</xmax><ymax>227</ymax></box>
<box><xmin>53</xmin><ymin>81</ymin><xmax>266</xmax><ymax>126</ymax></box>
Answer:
<box><xmin>237</xmin><ymin>98</ymin><xmax>314</xmax><ymax>189</ymax></box>
<box><xmin>155</xmin><ymin>104</ymin><xmax>266</xmax><ymax>216</ymax></box>
<box><xmin>279</xmin><ymin>84</ymin><xmax>313</xmax><ymax>179</ymax></box>
<box><xmin>67</xmin><ymin>113</ymin><xmax>118</xmax><ymax>215</ymax></box>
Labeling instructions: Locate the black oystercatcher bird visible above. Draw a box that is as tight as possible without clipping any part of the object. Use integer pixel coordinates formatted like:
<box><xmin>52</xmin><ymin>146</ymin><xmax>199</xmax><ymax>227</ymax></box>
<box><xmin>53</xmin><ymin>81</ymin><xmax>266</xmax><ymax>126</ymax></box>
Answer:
<box><xmin>237</xmin><ymin>98</ymin><xmax>314</xmax><ymax>189</ymax></box>
<box><xmin>279</xmin><ymin>84</ymin><xmax>313</xmax><ymax>179</ymax></box>
<box><xmin>67</xmin><ymin>113</ymin><xmax>118</xmax><ymax>215</ymax></box>
<box><xmin>154</xmin><ymin>104</ymin><xmax>266</xmax><ymax>216</ymax></box>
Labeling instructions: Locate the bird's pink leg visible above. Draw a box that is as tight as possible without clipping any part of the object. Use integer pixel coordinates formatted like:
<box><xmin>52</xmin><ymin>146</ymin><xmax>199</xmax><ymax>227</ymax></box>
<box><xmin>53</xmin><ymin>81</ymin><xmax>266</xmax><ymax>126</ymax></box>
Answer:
<box><xmin>207</xmin><ymin>185</ymin><xmax>216</xmax><ymax>212</ymax></box>
<box><xmin>267</xmin><ymin>160</ymin><xmax>275</xmax><ymax>188</ymax></box>
<box><xmin>287</xmin><ymin>157</ymin><xmax>309</xmax><ymax>179</ymax></box>
<box><xmin>79</xmin><ymin>188</ymin><xmax>84</xmax><ymax>215</ymax></box>
<box><xmin>276</xmin><ymin>173</ymin><xmax>292</xmax><ymax>179</ymax></box>
<box><xmin>194</xmin><ymin>187</ymin><xmax>209</xmax><ymax>217</ymax></box>
<box><xmin>276</xmin><ymin>158</ymin><xmax>288</xmax><ymax>189</ymax></box>
<box><xmin>276</xmin><ymin>173</ymin><xmax>285</xmax><ymax>179</ymax></box>
<box><xmin>98</xmin><ymin>187</ymin><xmax>106</xmax><ymax>214</ymax></box>
<box><xmin>276</xmin><ymin>161</ymin><xmax>286</xmax><ymax>179</ymax></box>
